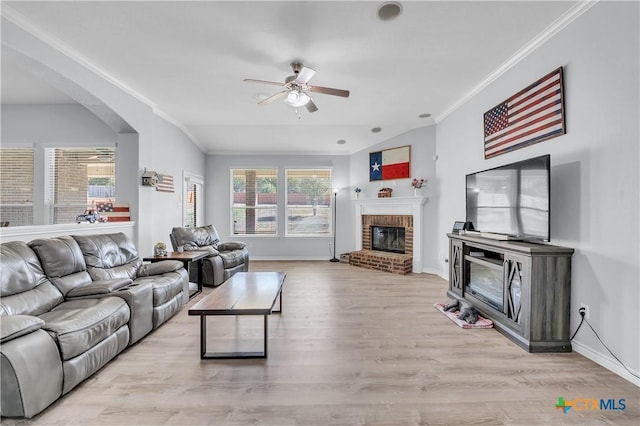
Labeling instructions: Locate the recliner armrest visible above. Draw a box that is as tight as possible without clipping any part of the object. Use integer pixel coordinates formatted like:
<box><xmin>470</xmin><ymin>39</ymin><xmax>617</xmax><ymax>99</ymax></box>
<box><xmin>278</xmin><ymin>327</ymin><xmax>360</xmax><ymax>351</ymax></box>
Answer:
<box><xmin>0</xmin><ymin>315</ymin><xmax>45</xmax><ymax>343</ymax></box>
<box><xmin>137</xmin><ymin>260</ymin><xmax>184</xmax><ymax>277</ymax></box>
<box><xmin>183</xmin><ymin>245</ymin><xmax>219</xmax><ymax>256</ymax></box>
<box><xmin>217</xmin><ymin>241</ymin><xmax>246</xmax><ymax>251</ymax></box>
<box><xmin>66</xmin><ymin>278</ymin><xmax>133</xmax><ymax>298</ymax></box>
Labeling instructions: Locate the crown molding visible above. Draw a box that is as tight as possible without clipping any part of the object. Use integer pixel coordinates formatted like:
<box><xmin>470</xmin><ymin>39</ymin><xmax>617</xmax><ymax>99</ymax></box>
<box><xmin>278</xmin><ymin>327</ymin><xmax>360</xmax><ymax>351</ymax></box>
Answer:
<box><xmin>1</xmin><ymin>5</ymin><xmax>203</xmax><ymax>150</ymax></box>
<box><xmin>435</xmin><ymin>0</ymin><xmax>600</xmax><ymax>123</ymax></box>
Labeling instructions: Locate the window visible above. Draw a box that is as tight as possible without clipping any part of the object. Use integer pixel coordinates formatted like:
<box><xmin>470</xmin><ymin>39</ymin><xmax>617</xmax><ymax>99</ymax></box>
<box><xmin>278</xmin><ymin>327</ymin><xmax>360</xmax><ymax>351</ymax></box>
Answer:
<box><xmin>184</xmin><ymin>173</ymin><xmax>203</xmax><ymax>228</ymax></box>
<box><xmin>0</xmin><ymin>148</ymin><xmax>34</xmax><ymax>226</ymax></box>
<box><xmin>45</xmin><ymin>148</ymin><xmax>116</xmax><ymax>224</ymax></box>
<box><xmin>231</xmin><ymin>168</ymin><xmax>277</xmax><ymax>235</ymax></box>
<box><xmin>285</xmin><ymin>169</ymin><xmax>332</xmax><ymax>236</ymax></box>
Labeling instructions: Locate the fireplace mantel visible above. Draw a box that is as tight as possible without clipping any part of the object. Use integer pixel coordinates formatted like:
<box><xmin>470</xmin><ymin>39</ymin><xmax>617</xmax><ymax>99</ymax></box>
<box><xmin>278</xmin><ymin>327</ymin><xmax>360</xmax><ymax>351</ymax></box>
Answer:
<box><xmin>354</xmin><ymin>196</ymin><xmax>427</xmax><ymax>272</ymax></box>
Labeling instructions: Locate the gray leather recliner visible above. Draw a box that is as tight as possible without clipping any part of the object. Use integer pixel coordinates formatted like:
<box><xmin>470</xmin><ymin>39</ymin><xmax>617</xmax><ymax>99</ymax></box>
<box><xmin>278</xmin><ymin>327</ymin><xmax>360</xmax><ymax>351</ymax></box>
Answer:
<box><xmin>170</xmin><ymin>225</ymin><xmax>249</xmax><ymax>287</ymax></box>
<box><xmin>72</xmin><ymin>233</ymin><xmax>189</xmax><ymax>328</ymax></box>
<box><xmin>0</xmin><ymin>241</ymin><xmax>130</xmax><ymax>418</ymax></box>
<box><xmin>29</xmin><ymin>235</ymin><xmax>153</xmax><ymax>344</ymax></box>
<box><xmin>1</xmin><ymin>232</ymin><xmax>191</xmax><ymax>419</ymax></box>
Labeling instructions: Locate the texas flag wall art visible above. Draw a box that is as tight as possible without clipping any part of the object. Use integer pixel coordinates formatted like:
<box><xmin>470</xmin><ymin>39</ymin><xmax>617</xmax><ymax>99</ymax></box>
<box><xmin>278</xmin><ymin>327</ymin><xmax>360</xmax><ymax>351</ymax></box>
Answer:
<box><xmin>369</xmin><ymin>145</ymin><xmax>411</xmax><ymax>181</ymax></box>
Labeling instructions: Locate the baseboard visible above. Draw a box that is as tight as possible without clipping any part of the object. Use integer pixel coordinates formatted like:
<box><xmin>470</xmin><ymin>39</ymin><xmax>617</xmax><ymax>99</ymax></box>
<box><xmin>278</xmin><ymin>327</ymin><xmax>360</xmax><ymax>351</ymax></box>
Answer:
<box><xmin>249</xmin><ymin>256</ymin><xmax>332</xmax><ymax>261</ymax></box>
<box><xmin>421</xmin><ymin>267</ymin><xmax>444</xmax><ymax>276</ymax></box>
<box><xmin>572</xmin><ymin>340</ymin><xmax>640</xmax><ymax>387</ymax></box>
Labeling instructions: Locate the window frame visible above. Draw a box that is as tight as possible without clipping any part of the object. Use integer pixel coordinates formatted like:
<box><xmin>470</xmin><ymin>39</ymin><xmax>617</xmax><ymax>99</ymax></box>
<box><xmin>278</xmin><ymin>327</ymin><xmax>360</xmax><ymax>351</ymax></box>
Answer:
<box><xmin>230</xmin><ymin>168</ymin><xmax>279</xmax><ymax>237</ymax></box>
<box><xmin>284</xmin><ymin>168</ymin><xmax>333</xmax><ymax>238</ymax></box>
<box><xmin>183</xmin><ymin>171</ymin><xmax>204</xmax><ymax>228</ymax></box>
<box><xmin>1</xmin><ymin>144</ymin><xmax>118</xmax><ymax>227</ymax></box>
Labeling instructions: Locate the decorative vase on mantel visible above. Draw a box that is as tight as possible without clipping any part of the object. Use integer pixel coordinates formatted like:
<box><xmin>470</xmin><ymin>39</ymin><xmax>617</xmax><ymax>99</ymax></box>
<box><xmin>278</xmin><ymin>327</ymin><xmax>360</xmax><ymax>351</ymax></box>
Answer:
<box><xmin>413</xmin><ymin>188</ymin><xmax>421</xmax><ymax>197</ymax></box>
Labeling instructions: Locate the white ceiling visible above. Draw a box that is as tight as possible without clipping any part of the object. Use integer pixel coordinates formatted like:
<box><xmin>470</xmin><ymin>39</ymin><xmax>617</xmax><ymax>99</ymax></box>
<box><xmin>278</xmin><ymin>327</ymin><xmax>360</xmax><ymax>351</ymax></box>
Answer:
<box><xmin>1</xmin><ymin>1</ymin><xmax>579</xmax><ymax>154</ymax></box>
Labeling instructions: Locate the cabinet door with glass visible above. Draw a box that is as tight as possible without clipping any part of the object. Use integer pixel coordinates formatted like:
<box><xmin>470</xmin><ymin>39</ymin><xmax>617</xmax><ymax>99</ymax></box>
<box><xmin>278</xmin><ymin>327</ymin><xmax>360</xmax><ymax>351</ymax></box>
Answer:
<box><xmin>502</xmin><ymin>253</ymin><xmax>530</xmax><ymax>334</ymax></box>
<box><xmin>449</xmin><ymin>239</ymin><xmax>463</xmax><ymax>296</ymax></box>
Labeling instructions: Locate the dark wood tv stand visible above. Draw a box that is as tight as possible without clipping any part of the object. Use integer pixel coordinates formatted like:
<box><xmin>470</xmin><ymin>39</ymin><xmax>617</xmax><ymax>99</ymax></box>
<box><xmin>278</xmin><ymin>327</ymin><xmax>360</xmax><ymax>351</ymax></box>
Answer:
<box><xmin>447</xmin><ymin>233</ymin><xmax>574</xmax><ymax>352</ymax></box>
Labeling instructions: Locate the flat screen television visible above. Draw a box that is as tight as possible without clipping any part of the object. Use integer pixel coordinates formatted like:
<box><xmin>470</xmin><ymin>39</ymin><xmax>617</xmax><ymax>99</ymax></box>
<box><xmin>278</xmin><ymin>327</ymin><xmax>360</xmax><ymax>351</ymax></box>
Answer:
<box><xmin>466</xmin><ymin>154</ymin><xmax>550</xmax><ymax>242</ymax></box>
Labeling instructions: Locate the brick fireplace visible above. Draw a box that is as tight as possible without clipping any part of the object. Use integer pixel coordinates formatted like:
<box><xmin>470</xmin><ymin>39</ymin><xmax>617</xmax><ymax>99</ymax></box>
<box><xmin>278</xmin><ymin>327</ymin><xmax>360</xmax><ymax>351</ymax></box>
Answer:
<box><xmin>350</xmin><ymin>196</ymin><xmax>426</xmax><ymax>274</ymax></box>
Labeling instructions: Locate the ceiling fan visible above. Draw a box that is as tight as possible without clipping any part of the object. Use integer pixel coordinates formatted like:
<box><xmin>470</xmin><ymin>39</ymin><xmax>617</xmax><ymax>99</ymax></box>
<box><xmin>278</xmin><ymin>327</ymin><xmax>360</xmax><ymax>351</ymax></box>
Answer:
<box><xmin>243</xmin><ymin>62</ymin><xmax>350</xmax><ymax>115</ymax></box>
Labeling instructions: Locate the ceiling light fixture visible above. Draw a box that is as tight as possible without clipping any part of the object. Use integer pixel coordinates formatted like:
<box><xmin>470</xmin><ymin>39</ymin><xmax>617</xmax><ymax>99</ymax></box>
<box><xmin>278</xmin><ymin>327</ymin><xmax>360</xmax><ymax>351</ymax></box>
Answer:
<box><xmin>337</xmin><ymin>139</ymin><xmax>346</xmax><ymax>145</ymax></box>
<box><xmin>284</xmin><ymin>89</ymin><xmax>311</xmax><ymax>108</ymax></box>
<box><xmin>377</xmin><ymin>2</ymin><xmax>403</xmax><ymax>21</ymax></box>
<box><xmin>419</xmin><ymin>113</ymin><xmax>432</xmax><ymax>119</ymax></box>
<box><xmin>371</xmin><ymin>127</ymin><xmax>382</xmax><ymax>133</ymax></box>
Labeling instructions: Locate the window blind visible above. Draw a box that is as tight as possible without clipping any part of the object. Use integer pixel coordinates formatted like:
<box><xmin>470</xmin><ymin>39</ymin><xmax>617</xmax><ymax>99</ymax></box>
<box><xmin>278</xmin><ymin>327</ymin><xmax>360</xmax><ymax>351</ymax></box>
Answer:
<box><xmin>0</xmin><ymin>148</ymin><xmax>34</xmax><ymax>226</ymax></box>
<box><xmin>231</xmin><ymin>168</ymin><xmax>277</xmax><ymax>235</ymax></box>
<box><xmin>45</xmin><ymin>147</ymin><xmax>116</xmax><ymax>224</ymax></box>
<box><xmin>285</xmin><ymin>169</ymin><xmax>332</xmax><ymax>236</ymax></box>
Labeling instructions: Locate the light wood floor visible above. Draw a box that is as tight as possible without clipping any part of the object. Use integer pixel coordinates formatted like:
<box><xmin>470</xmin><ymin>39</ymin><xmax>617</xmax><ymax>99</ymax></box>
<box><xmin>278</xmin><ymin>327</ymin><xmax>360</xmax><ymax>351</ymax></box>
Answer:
<box><xmin>4</xmin><ymin>261</ymin><xmax>638</xmax><ymax>425</ymax></box>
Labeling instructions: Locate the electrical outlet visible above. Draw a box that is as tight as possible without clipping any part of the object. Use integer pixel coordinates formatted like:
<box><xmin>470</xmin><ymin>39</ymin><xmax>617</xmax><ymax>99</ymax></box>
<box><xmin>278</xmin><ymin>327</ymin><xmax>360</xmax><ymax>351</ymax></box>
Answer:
<box><xmin>579</xmin><ymin>303</ymin><xmax>590</xmax><ymax>320</ymax></box>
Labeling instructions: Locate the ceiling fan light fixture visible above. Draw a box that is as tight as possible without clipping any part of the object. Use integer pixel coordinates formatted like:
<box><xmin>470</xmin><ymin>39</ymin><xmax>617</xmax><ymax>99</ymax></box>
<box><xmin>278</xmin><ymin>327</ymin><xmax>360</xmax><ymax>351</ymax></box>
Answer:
<box><xmin>285</xmin><ymin>89</ymin><xmax>310</xmax><ymax>107</ymax></box>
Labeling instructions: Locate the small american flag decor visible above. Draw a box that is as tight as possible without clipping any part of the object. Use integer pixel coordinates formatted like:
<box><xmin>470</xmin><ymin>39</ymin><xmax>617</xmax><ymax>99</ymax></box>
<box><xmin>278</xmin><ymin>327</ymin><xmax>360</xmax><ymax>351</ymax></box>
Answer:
<box><xmin>96</xmin><ymin>202</ymin><xmax>130</xmax><ymax>222</ymax></box>
<box><xmin>484</xmin><ymin>67</ymin><xmax>565</xmax><ymax>159</ymax></box>
<box><xmin>156</xmin><ymin>174</ymin><xmax>175</xmax><ymax>192</ymax></box>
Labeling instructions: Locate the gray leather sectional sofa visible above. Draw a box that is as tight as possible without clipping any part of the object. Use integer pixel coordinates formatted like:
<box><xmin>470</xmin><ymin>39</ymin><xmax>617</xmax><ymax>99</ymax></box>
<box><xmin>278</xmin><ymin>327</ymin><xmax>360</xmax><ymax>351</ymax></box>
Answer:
<box><xmin>0</xmin><ymin>232</ymin><xmax>189</xmax><ymax>419</ymax></box>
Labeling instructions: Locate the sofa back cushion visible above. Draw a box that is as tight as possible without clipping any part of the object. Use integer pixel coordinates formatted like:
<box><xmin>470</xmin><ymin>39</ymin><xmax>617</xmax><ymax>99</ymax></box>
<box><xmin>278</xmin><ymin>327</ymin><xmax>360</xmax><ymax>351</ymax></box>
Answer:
<box><xmin>171</xmin><ymin>225</ymin><xmax>220</xmax><ymax>250</ymax></box>
<box><xmin>0</xmin><ymin>241</ymin><xmax>64</xmax><ymax>316</ymax></box>
<box><xmin>72</xmin><ymin>233</ymin><xmax>142</xmax><ymax>281</ymax></box>
<box><xmin>29</xmin><ymin>236</ymin><xmax>93</xmax><ymax>296</ymax></box>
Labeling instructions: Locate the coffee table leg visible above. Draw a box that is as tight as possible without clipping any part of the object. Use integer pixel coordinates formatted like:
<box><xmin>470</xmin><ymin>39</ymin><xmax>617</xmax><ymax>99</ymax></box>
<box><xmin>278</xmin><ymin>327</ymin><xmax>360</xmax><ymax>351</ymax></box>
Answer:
<box><xmin>273</xmin><ymin>288</ymin><xmax>282</xmax><ymax>313</ymax></box>
<box><xmin>264</xmin><ymin>314</ymin><xmax>268</xmax><ymax>358</ymax></box>
<box><xmin>200</xmin><ymin>315</ymin><xmax>207</xmax><ymax>359</ymax></box>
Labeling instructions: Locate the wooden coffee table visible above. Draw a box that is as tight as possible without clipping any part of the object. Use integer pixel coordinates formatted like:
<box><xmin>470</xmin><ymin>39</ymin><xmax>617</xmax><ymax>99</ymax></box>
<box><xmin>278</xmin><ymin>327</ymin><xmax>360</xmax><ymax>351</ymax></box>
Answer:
<box><xmin>188</xmin><ymin>271</ymin><xmax>285</xmax><ymax>359</ymax></box>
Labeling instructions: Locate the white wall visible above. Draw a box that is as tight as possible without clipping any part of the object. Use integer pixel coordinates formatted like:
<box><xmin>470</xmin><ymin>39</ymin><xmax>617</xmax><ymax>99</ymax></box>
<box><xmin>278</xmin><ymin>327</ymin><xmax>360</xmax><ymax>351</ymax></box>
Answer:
<box><xmin>147</xmin><ymin>115</ymin><xmax>206</xmax><ymax>251</ymax></box>
<box><xmin>349</xmin><ymin>125</ymin><xmax>438</xmax><ymax>272</ymax></box>
<box><xmin>1</xmin><ymin>104</ymin><xmax>117</xmax><ymax>144</ymax></box>
<box><xmin>206</xmin><ymin>154</ymin><xmax>350</xmax><ymax>260</ymax></box>
<box><xmin>435</xmin><ymin>2</ymin><xmax>639</xmax><ymax>383</ymax></box>
<box><xmin>1</xmin><ymin>16</ymin><xmax>206</xmax><ymax>254</ymax></box>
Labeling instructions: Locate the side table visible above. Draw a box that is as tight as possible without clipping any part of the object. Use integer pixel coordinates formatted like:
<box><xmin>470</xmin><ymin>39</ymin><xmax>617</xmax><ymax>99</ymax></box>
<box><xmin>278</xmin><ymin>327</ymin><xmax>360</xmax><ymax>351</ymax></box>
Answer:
<box><xmin>143</xmin><ymin>251</ymin><xmax>209</xmax><ymax>300</ymax></box>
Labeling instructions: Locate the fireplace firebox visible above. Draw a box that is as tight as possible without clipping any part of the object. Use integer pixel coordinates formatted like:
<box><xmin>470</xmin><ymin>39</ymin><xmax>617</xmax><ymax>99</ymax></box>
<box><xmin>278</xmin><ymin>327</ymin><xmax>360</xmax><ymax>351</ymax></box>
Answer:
<box><xmin>371</xmin><ymin>226</ymin><xmax>405</xmax><ymax>254</ymax></box>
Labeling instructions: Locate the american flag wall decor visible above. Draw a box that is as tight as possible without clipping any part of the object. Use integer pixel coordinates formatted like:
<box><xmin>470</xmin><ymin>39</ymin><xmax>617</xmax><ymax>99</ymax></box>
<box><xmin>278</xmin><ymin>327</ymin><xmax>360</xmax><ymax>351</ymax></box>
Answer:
<box><xmin>95</xmin><ymin>202</ymin><xmax>131</xmax><ymax>222</ymax></box>
<box><xmin>484</xmin><ymin>67</ymin><xmax>565</xmax><ymax>159</ymax></box>
<box><xmin>156</xmin><ymin>174</ymin><xmax>175</xmax><ymax>192</ymax></box>
<box><xmin>369</xmin><ymin>145</ymin><xmax>411</xmax><ymax>181</ymax></box>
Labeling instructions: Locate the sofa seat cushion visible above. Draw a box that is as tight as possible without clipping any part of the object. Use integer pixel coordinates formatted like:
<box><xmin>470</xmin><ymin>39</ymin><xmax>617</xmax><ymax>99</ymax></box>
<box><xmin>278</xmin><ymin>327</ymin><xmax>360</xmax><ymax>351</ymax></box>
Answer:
<box><xmin>133</xmin><ymin>274</ymin><xmax>183</xmax><ymax>307</ymax></box>
<box><xmin>38</xmin><ymin>297</ymin><xmax>130</xmax><ymax>361</ymax></box>
<box><xmin>219</xmin><ymin>249</ymin><xmax>247</xmax><ymax>269</ymax></box>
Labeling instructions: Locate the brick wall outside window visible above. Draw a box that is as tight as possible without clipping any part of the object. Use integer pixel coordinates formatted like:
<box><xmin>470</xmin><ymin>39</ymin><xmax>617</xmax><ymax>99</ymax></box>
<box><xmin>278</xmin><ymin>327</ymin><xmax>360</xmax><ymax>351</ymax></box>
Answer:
<box><xmin>0</xmin><ymin>148</ymin><xmax>34</xmax><ymax>226</ymax></box>
<box><xmin>0</xmin><ymin>147</ymin><xmax>116</xmax><ymax>226</ymax></box>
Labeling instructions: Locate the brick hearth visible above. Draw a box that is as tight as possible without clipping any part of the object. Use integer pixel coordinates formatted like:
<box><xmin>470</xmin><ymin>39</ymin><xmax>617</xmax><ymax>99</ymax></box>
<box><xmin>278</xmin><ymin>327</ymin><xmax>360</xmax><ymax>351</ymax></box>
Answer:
<box><xmin>350</xmin><ymin>214</ymin><xmax>413</xmax><ymax>274</ymax></box>
<box><xmin>349</xmin><ymin>250</ymin><xmax>412</xmax><ymax>274</ymax></box>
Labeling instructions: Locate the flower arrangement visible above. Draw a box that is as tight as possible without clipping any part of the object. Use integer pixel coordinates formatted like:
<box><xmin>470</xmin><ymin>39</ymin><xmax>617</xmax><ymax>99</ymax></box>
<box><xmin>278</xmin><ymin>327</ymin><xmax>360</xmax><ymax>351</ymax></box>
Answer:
<box><xmin>154</xmin><ymin>242</ymin><xmax>167</xmax><ymax>256</ymax></box>
<box><xmin>411</xmin><ymin>178</ymin><xmax>425</xmax><ymax>189</ymax></box>
<box><xmin>354</xmin><ymin>187</ymin><xmax>362</xmax><ymax>193</ymax></box>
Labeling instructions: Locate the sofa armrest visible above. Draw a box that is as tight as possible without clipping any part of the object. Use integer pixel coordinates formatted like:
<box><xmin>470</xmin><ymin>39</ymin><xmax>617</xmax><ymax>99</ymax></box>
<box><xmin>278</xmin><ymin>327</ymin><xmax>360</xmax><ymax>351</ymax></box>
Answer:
<box><xmin>0</xmin><ymin>315</ymin><xmax>45</xmax><ymax>343</ymax></box>
<box><xmin>66</xmin><ymin>278</ymin><xmax>133</xmax><ymax>298</ymax></box>
<box><xmin>218</xmin><ymin>241</ymin><xmax>246</xmax><ymax>251</ymax></box>
<box><xmin>137</xmin><ymin>260</ymin><xmax>184</xmax><ymax>277</ymax></box>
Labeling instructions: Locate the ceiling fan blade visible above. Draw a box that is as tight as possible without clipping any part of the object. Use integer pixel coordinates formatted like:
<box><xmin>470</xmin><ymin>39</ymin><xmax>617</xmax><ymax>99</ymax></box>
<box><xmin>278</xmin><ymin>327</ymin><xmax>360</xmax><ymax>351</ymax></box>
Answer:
<box><xmin>243</xmin><ymin>78</ymin><xmax>285</xmax><ymax>87</ymax></box>
<box><xmin>258</xmin><ymin>90</ymin><xmax>289</xmax><ymax>105</ymax></box>
<box><xmin>305</xmin><ymin>99</ymin><xmax>318</xmax><ymax>113</ymax></box>
<box><xmin>296</xmin><ymin>67</ymin><xmax>316</xmax><ymax>85</ymax></box>
<box><xmin>309</xmin><ymin>85</ymin><xmax>350</xmax><ymax>98</ymax></box>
